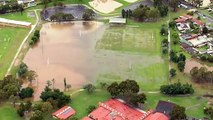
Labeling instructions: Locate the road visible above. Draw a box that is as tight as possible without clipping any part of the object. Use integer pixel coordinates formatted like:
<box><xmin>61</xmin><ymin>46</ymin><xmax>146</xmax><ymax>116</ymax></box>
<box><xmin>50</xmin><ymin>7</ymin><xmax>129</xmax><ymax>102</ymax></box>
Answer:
<box><xmin>6</xmin><ymin>10</ymin><xmax>39</xmax><ymax>76</ymax></box>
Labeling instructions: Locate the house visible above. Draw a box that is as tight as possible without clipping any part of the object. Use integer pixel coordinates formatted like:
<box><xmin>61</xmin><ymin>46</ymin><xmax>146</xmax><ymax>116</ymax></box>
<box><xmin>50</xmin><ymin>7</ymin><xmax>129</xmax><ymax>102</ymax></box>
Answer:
<box><xmin>192</xmin><ymin>18</ymin><xmax>204</xmax><ymax>26</ymax></box>
<box><xmin>52</xmin><ymin>106</ymin><xmax>76</xmax><ymax>120</ymax></box>
<box><xmin>155</xmin><ymin>100</ymin><xmax>176</xmax><ymax>117</ymax></box>
<box><xmin>17</xmin><ymin>0</ymin><xmax>36</xmax><ymax>7</ymax></box>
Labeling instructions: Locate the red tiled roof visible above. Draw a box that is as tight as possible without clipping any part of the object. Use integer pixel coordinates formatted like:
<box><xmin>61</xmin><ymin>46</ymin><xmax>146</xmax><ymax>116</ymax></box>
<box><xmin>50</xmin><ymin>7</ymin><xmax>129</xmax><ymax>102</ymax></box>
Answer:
<box><xmin>182</xmin><ymin>14</ymin><xmax>193</xmax><ymax>19</ymax></box>
<box><xmin>87</xmin><ymin>99</ymin><xmax>146</xmax><ymax>120</ymax></box>
<box><xmin>192</xmin><ymin>18</ymin><xmax>204</xmax><ymax>26</ymax></box>
<box><xmin>144</xmin><ymin>112</ymin><xmax>169</xmax><ymax>120</ymax></box>
<box><xmin>52</xmin><ymin>106</ymin><xmax>75</xmax><ymax>120</ymax></box>
<box><xmin>175</xmin><ymin>18</ymin><xmax>186</xmax><ymax>23</ymax></box>
<box><xmin>82</xmin><ymin>117</ymin><xmax>92</xmax><ymax>120</ymax></box>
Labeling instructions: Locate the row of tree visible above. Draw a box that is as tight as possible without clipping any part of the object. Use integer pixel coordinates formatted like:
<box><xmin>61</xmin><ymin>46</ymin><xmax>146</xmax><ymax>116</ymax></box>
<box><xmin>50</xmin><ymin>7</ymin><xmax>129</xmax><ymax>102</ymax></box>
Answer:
<box><xmin>160</xmin><ymin>82</ymin><xmax>194</xmax><ymax>95</ymax></box>
<box><xmin>193</xmin><ymin>54</ymin><xmax>213</xmax><ymax>63</ymax></box>
<box><xmin>0</xmin><ymin>3</ymin><xmax>24</xmax><ymax>14</ymax></box>
<box><xmin>29</xmin><ymin>30</ymin><xmax>40</xmax><ymax>46</ymax></box>
<box><xmin>50</xmin><ymin>12</ymin><xmax>74</xmax><ymax>22</ymax></box>
<box><xmin>107</xmin><ymin>79</ymin><xmax>146</xmax><ymax>106</ymax></box>
<box><xmin>190</xmin><ymin>67</ymin><xmax>213</xmax><ymax>84</ymax></box>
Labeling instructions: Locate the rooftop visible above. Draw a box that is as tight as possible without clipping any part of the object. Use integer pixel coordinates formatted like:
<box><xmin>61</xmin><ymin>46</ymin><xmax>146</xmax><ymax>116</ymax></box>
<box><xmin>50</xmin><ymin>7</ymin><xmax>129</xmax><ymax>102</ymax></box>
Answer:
<box><xmin>52</xmin><ymin>106</ymin><xmax>76</xmax><ymax>120</ymax></box>
<box><xmin>109</xmin><ymin>18</ymin><xmax>126</xmax><ymax>24</ymax></box>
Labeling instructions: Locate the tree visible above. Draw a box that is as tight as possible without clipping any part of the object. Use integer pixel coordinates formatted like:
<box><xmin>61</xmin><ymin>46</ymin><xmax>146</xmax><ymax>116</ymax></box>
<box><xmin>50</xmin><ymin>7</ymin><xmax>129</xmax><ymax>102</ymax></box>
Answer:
<box><xmin>19</xmin><ymin>87</ymin><xmax>34</xmax><ymax>99</ymax></box>
<box><xmin>130</xmin><ymin>93</ymin><xmax>147</xmax><ymax>105</ymax></box>
<box><xmin>158</xmin><ymin>5</ymin><xmax>168</xmax><ymax>17</ymax></box>
<box><xmin>9</xmin><ymin>95</ymin><xmax>19</xmax><ymax>107</ymax></box>
<box><xmin>66</xmin><ymin>84</ymin><xmax>71</xmax><ymax>91</ymax></box>
<box><xmin>202</xmin><ymin>26</ymin><xmax>208</xmax><ymax>34</ymax></box>
<box><xmin>46</xmin><ymin>80</ymin><xmax>52</xmax><ymax>88</ymax></box>
<box><xmin>121</xmin><ymin>9</ymin><xmax>126</xmax><ymax>18</ymax></box>
<box><xmin>170</xmin><ymin>68</ymin><xmax>176</xmax><ymax>77</ymax></box>
<box><xmin>178</xmin><ymin>53</ymin><xmax>186</xmax><ymax>62</ymax></box>
<box><xmin>30</xmin><ymin>110</ymin><xmax>43</xmax><ymax>120</ymax></box>
<box><xmin>160</xmin><ymin>27</ymin><xmax>167</xmax><ymax>35</ymax></box>
<box><xmin>40</xmin><ymin>88</ymin><xmax>70</xmax><ymax>108</ymax></box>
<box><xmin>170</xmin><ymin>0</ymin><xmax>179</xmax><ymax>12</ymax></box>
<box><xmin>87</xmin><ymin>105</ymin><xmax>96</xmax><ymax>114</ymax></box>
<box><xmin>17</xmin><ymin>102</ymin><xmax>25</xmax><ymax>117</ymax></box>
<box><xmin>84</xmin><ymin>84</ymin><xmax>96</xmax><ymax>94</ymax></box>
<box><xmin>177</xmin><ymin>61</ymin><xmax>185</xmax><ymax>72</ymax></box>
<box><xmin>204</xmin><ymin>107</ymin><xmax>213</xmax><ymax>119</ymax></box>
<box><xmin>82</xmin><ymin>9</ymin><xmax>95</xmax><ymax>20</ymax></box>
<box><xmin>170</xmin><ymin>105</ymin><xmax>187</xmax><ymax>120</ymax></box>
<box><xmin>64</xmin><ymin>78</ymin><xmax>67</xmax><ymax>90</ymax></box>
<box><xmin>154</xmin><ymin>0</ymin><xmax>162</xmax><ymax>7</ymax></box>
<box><xmin>119</xmin><ymin>79</ymin><xmax>139</xmax><ymax>94</ymax></box>
<box><xmin>18</xmin><ymin>63</ymin><xmax>28</xmax><ymax>78</ymax></box>
<box><xmin>41</xmin><ymin>102</ymin><xmax>53</xmax><ymax>113</ymax></box>
<box><xmin>107</xmin><ymin>82</ymin><xmax>120</xmax><ymax>97</ymax></box>
<box><xmin>26</xmin><ymin>70</ymin><xmax>37</xmax><ymax>85</ymax></box>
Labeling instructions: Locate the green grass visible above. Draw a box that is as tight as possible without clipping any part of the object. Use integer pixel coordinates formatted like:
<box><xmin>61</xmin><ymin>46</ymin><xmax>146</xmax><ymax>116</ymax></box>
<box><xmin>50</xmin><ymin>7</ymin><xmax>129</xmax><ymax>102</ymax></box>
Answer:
<box><xmin>145</xmin><ymin>92</ymin><xmax>208</xmax><ymax>118</ymax></box>
<box><xmin>0</xmin><ymin>105</ymin><xmax>23</xmax><ymax>120</ymax></box>
<box><xmin>0</xmin><ymin>11</ymin><xmax>36</xmax><ymax>24</ymax></box>
<box><xmin>69</xmin><ymin>90</ymin><xmax>110</xmax><ymax>119</ymax></box>
<box><xmin>0</xmin><ymin>27</ymin><xmax>29</xmax><ymax>79</ymax></box>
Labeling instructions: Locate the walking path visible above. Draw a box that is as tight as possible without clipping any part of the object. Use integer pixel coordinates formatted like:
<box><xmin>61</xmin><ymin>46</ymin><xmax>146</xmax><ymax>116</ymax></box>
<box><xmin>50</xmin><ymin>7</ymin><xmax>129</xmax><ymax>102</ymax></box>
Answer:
<box><xmin>6</xmin><ymin>10</ymin><xmax>39</xmax><ymax>76</ymax></box>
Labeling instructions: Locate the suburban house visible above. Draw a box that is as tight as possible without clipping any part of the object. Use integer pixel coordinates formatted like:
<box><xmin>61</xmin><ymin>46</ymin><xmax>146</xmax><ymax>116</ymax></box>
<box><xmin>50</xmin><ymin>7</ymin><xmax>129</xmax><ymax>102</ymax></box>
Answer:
<box><xmin>155</xmin><ymin>100</ymin><xmax>176</xmax><ymax>117</ymax></box>
<box><xmin>82</xmin><ymin>99</ymin><xmax>169</xmax><ymax>120</ymax></box>
<box><xmin>52</xmin><ymin>106</ymin><xmax>76</xmax><ymax>120</ymax></box>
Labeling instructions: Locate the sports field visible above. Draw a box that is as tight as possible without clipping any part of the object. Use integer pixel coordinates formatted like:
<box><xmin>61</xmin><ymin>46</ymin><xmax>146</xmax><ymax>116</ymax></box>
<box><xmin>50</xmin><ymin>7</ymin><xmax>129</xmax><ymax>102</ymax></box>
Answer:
<box><xmin>95</xmin><ymin>26</ymin><xmax>168</xmax><ymax>91</ymax></box>
<box><xmin>0</xmin><ymin>27</ymin><xmax>29</xmax><ymax>79</ymax></box>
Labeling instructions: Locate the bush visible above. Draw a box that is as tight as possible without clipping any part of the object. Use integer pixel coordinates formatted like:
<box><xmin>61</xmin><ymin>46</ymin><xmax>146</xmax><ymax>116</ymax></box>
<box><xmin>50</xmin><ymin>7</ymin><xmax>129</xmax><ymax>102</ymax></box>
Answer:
<box><xmin>83</xmin><ymin>84</ymin><xmax>96</xmax><ymax>94</ymax></box>
<box><xmin>170</xmin><ymin>68</ymin><xmax>176</xmax><ymax>77</ymax></box>
<box><xmin>19</xmin><ymin>87</ymin><xmax>34</xmax><ymax>99</ymax></box>
<box><xmin>160</xmin><ymin>82</ymin><xmax>194</xmax><ymax>95</ymax></box>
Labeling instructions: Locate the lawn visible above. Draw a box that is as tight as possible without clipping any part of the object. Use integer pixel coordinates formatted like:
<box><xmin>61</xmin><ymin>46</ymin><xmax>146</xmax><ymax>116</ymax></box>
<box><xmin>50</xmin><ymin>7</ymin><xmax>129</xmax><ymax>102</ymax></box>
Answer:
<box><xmin>0</xmin><ymin>11</ymin><xmax>36</xmax><ymax>24</ymax></box>
<box><xmin>0</xmin><ymin>27</ymin><xmax>29</xmax><ymax>79</ymax></box>
<box><xmin>69</xmin><ymin>89</ymin><xmax>110</xmax><ymax>119</ymax></box>
<box><xmin>0</xmin><ymin>105</ymin><xmax>23</xmax><ymax>120</ymax></box>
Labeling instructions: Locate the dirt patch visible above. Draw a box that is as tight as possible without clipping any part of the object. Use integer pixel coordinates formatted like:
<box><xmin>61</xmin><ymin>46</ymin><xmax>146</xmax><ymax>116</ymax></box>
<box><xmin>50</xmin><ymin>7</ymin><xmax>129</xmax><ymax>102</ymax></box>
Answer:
<box><xmin>184</xmin><ymin>59</ymin><xmax>213</xmax><ymax>73</ymax></box>
<box><xmin>89</xmin><ymin>0</ymin><xmax>123</xmax><ymax>13</ymax></box>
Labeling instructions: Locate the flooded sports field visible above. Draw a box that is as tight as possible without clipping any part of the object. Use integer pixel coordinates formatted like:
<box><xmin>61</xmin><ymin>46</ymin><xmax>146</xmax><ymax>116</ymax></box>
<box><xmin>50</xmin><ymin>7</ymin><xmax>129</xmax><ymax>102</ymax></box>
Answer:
<box><xmin>24</xmin><ymin>21</ymin><xmax>105</xmax><ymax>99</ymax></box>
<box><xmin>24</xmin><ymin>21</ymin><xmax>168</xmax><ymax>100</ymax></box>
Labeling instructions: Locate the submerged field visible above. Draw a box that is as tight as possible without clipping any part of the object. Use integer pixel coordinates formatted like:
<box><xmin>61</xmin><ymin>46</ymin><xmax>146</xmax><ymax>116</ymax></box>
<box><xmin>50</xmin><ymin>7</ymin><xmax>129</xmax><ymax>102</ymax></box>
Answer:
<box><xmin>0</xmin><ymin>27</ymin><xmax>29</xmax><ymax>79</ymax></box>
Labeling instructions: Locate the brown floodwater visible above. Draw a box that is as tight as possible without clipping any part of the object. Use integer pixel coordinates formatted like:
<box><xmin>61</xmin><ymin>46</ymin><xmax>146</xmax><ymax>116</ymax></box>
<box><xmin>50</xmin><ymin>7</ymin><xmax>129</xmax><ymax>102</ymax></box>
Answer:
<box><xmin>23</xmin><ymin>21</ymin><xmax>105</xmax><ymax>100</ymax></box>
<box><xmin>184</xmin><ymin>59</ymin><xmax>213</xmax><ymax>73</ymax></box>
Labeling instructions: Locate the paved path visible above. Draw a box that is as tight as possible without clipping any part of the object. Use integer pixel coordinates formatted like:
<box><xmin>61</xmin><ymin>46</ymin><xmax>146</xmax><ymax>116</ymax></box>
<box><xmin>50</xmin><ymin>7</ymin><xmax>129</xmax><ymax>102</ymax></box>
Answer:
<box><xmin>167</xmin><ymin>13</ymin><xmax>171</xmax><ymax>81</ymax></box>
<box><xmin>70</xmin><ymin>89</ymin><xmax>84</xmax><ymax>96</ymax></box>
<box><xmin>6</xmin><ymin>10</ymin><xmax>39</xmax><ymax>76</ymax></box>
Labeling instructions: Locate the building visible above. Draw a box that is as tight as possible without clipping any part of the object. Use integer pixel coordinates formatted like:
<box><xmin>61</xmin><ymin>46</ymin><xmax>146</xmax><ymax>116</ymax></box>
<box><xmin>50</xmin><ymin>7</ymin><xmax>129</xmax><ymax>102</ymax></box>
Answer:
<box><xmin>155</xmin><ymin>100</ymin><xmax>176</xmax><ymax>117</ymax></box>
<box><xmin>109</xmin><ymin>17</ymin><xmax>126</xmax><ymax>26</ymax></box>
<box><xmin>52</xmin><ymin>106</ymin><xmax>76</xmax><ymax>120</ymax></box>
<box><xmin>0</xmin><ymin>18</ymin><xmax>31</xmax><ymax>28</ymax></box>
<box><xmin>83</xmin><ymin>99</ymin><xmax>169</xmax><ymax>120</ymax></box>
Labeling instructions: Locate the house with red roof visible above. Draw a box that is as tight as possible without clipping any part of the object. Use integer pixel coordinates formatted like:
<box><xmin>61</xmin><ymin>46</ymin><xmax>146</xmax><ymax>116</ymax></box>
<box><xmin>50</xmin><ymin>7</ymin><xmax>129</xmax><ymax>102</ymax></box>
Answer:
<box><xmin>52</xmin><ymin>106</ymin><xmax>76</xmax><ymax>120</ymax></box>
<box><xmin>192</xmin><ymin>18</ymin><xmax>204</xmax><ymax>26</ymax></box>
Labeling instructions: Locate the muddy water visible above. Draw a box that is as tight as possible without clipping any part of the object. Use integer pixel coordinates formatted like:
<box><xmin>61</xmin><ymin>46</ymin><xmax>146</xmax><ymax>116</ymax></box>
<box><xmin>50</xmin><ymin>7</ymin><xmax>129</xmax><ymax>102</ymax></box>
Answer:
<box><xmin>23</xmin><ymin>21</ymin><xmax>105</xmax><ymax>100</ymax></box>
<box><xmin>184</xmin><ymin>59</ymin><xmax>213</xmax><ymax>73</ymax></box>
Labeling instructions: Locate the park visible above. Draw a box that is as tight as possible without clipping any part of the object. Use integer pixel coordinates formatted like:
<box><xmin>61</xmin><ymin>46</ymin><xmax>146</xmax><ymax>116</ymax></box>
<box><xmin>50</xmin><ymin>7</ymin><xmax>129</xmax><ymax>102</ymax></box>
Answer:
<box><xmin>0</xmin><ymin>0</ymin><xmax>213</xmax><ymax>119</ymax></box>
